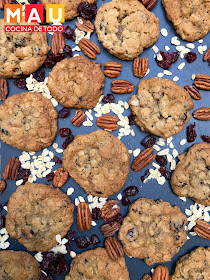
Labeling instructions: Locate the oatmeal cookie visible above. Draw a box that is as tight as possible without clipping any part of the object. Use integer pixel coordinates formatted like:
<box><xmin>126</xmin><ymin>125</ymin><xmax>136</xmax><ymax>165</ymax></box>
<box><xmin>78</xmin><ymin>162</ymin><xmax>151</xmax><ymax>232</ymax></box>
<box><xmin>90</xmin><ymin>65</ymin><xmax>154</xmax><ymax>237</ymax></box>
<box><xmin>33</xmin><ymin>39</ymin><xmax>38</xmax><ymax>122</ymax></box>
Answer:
<box><xmin>162</xmin><ymin>0</ymin><xmax>210</xmax><ymax>42</ymax></box>
<box><xmin>0</xmin><ymin>250</ymin><xmax>41</xmax><ymax>280</ymax></box>
<box><xmin>63</xmin><ymin>129</ymin><xmax>130</xmax><ymax>197</ymax></box>
<box><xmin>118</xmin><ymin>198</ymin><xmax>187</xmax><ymax>265</ymax></box>
<box><xmin>171</xmin><ymin>247</ymin><xmax>210</xmax><ymax>280</ymax></box>
<box><xmin>41</xmin><ymin>0</ymin><xmax>96</xmax><ymax>20</ymax></box>
<box><xmin>95</xmin><ymin>0</ymin><xmax>159</xmax><ymax>60</ymax></box>
<box><xmin>129</xmin><ymin>78</ymin><xmax>194</xmax><ymax>139</ymax></box>
<box><xmin>48</xmin><ymin>56</ymin><xmax>105</xmax><ymax>109</ymax></box>
<box><xmin>65</xmin><ymin>247</ymin><xmax>130</xmax><ymax>280</ymax></box>
<box><xmin>171</xmin><ymin>143</ymin><xmax>210</xmax><ymax>206</ymax></box>
<box><xmin>6</xmin><ymin>182</ymin><xmax>74</xmax><ymax>252</ymax></box>
<box><xmin>0</xmin><ymin>92</ymin><xmax>58</xmax><ymax>151</ymax></box>
<box><xmin>0</xmin><ymin>20</ymin><xmax>49</xmax><ymax>78</ymax></box>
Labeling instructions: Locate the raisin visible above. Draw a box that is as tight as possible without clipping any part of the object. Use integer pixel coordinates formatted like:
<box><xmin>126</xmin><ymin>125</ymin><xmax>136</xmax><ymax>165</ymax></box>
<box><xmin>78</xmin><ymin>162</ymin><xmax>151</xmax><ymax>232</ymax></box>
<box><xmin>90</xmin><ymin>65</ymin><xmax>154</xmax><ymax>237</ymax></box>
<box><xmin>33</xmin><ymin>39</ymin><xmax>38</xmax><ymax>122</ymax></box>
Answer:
<box><xmin>77</xmin><ymin>2</ymin><xmax>97</xmax><ymax>20</ymax></box>
<box><xmin>58</xmin><ymin>108</ymin><xmax>70</xmax><ymax>118</ymax></box>
<box><xmin>59</xmin><ymin>128</ymin><xmax>71</xmax><ymax>137</ymax></box>
<box><xmin>17</xmin><ymin>169</ymin><xmax>29</xmax><ymax>184</ymax></box>
<box><xmin>14</xmin><ymin>79</ymin><xmax>27</xmax><ymax>89</ymax></box>
<box><xmin>123</xmin><ymin>186</ymin><xmax>139</xmax><ymax>197</ymax></box>
<box><xmin>102</xmin><ymin>94</ymin><xmax>115</xmax><ymax>103</ymax></box>
<box><xmin>65</xmin><ymin>230</ymin><xmax>75</xmax><ymax>252</ymax></box>
<box><xmin>202</xmin><ymin>135</ymin><xmax>210</xmax><ymax>143</ymax></box>
<box><xmin>155</xmin><ymin>51</ymin><xmax>179</xmax><ymax>69</ymax></box>
<box><xmin>33</xmin><ymin>71</ymin><xmax>45</xmax><ymax>82</ymax></box>
<box><xmin>90</xmin><ymin>234</ymin><xmax>101</xmax><ymax>245</ymax></box>
<box><xmin>53</xmin><ymin>156</ymin><xmax>62</xmax><ymax>165</ymax></box>
<box><xmin>28</xmin><ymin>0</ymin><xmax>38</xmax><ymax>3</ymax></box>
<box><xmin>92</xmin><ymin>207</ymin><xmax>101</xmax><ymax>220</ymax></box>
<box><xmin>122</xmin><ymin>196</ymin><xmax>131</xmax><ymax>206</ymax></box>
<box><xmin>41</xmin><ymin>253</ymin><xmax>68</xmax><ymax>275</ymax></box>
<box><xmin>62</xmin><ymin>135</ymin><xmax>74</xmax><ymax>149</ymax></box>
<box><xmin>141</xmin><ymin>134</ymin><xmax>156</xmax><ymax>148</ymax></box>
<box><xmin>156</xmin><ymin>155</ymin><xmax>167</xmax><ymax>166</ymax></box>
<box><xmin>64</xmin><ymin>26</ymin><xmax>75</xmax><ymax>40</ymax></box>
<box><xmin>44</xmin><ymin>59</ymin><xmax>55</xmax><ymax>68</ymax></box>
<box><xmin>159</xmin><ymin>166</ymin><xmax>170</xmax><ymax>180</ymax></box>
<box><xmin>63</xmin><ymin>45</ymin><xmax>73</xmax><ymax>57</ymax></box>
<box><xmin>128</xmin><ymin>113</ymin><xmax>136</xmax><ymax>125</ymax></box>
<box><xmin>46</xmin><ymin>172</ymin><xmax>54</xmax><ymax>182</ymax></box>
<box><xmin>186</xmin><ymin>52</ymin><xmax>197</xmax><ymax>63</ymax></box>
<box><xmin>75</xmin><ymin>236</ymin><xmax>90</xmax><ymax>248</ymax></box>
<box><xmin>187</xmin><ymin>122</ymin><xmax>197</xmax><ymax>143</ymax></box>
<box><xmin>141</xmin><ymin>169</ymin><xmax>149</xmax><ymax>182</ymax></box>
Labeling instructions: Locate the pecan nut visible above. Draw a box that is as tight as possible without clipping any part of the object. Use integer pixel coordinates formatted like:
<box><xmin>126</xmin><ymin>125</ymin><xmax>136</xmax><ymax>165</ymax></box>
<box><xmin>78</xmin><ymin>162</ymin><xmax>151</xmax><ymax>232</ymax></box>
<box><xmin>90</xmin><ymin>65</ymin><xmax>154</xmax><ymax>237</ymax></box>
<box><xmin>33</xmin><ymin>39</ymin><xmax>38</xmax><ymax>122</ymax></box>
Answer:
<box><xmin>133</xmin><ymin>57</ymin><xmax>149</xmax><ymax>78</ymax></box>
<box><xmin>77</xmin><ymin>202</ymin><xmax>92</xmax><ymax>232</ymax></box>
<box><xmin>96</xmin><ymin>115</ymin><xmax>119</xmax><ymax>131</ymax></box>
<box><xmin>0</xmin><ymin>79</ymin><xmax>8</xmax><ymax>101</ymax></box>
<box><xmin>203</xmin><ymin>48</ymin><xmax>210</xmax><ymax>62</ymax></box>
<box><xmin>193</xmin><ymin>107</ymin><xmax>210</xmax><ymax>120</ymax></box>
<box><xmin>105</xmin><ymin>237</ymin><xmax>124</xmax><ymax>260</ymax></box>
<box><xmin>152</xmin><ymin>265</ymin><xmax>169</xmax><ymax>280</ymax></box>
<box><xmin>3</xmin><ymin>157</ymin><xmax>20</xmax><ymax>180</ymax></box>
<box><xmin>142</xmin><ymin>275</ymin><xmax>152</xmax><ymax>280</ymax></box>
<box><xmin>131</xmin><ymin>148</ymin><xmax>156</xmax><ymax>172</ymax></box>
<box><xmin>140</xmin><ymin>0</ymin><xmax>157</xmax><ymax>10</ymax></box>
<box><xmin>194</xmin><ymin>74</ymin><xmax>210</xmax><ymax>90</ymax></box>
<box><xmin>51</xmin><ymin>32</ymin><xmax>65</xmax><ymax>55</ymax></box>
<box><xmin>53</xmin><ymin>168</ymin><xmax>68</xmax><ymax>188</ymax></box>
<box><xmin>76</xmin><ymin>17</ymin><xmax>94</xmax><ymax>33</ymax></box>
<box><xmin>194</xmin><ymin>220</ymin><xmax>210</xmax><ymax>240</ymax></box>
<box><xmin>71</xmin><ymin>109</ymin><xmax>85</xmax><ymax>127</ymax></box>
<box><xmin>101</xmin><ymin>221</ymin><xmax>121</xmax><ymax>237</ymax></box>
<box><xmin>111</xmin><ymin>79</ymin><xmax>135</xmax><ymax>94</ymax></box>
<box><xmin>0</xmin><ymin>0</ymin><xmax>12</xmax><ymax>9</ymax></box>
<box><xmin>101</xmin><ymin>200</ymin><xmax>120</xmax><ymax>221</ymax></box>
<box><xmin>104</xmin><ymin>61</ymin><xmax>122</xmax><ymax>78</ymax></box>
<box><xmin>185</xmin><ymin>85</ymin><xmax>201</xmax><ymax>100</ymax></box>
<box><xmin>0</xmin><ymin>180</ymin><xmax>6</xmax><ymax>194</ymax></box>
<box><xmin>79</xmin><ymin>38</ymin><xmax>100</xmax><ymax>60</ymax></box>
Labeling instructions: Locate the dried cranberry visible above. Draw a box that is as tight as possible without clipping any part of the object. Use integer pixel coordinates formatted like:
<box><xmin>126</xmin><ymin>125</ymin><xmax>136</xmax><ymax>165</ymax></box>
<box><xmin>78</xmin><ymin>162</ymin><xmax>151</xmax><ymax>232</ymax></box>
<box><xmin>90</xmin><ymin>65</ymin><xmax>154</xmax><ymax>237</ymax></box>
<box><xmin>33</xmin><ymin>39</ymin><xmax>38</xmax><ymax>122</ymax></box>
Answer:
<box><xmin>141</xmin><ymin>134</ymin><xmax>156</xmax><ymax>148</ymax></box>
<box><xmin>62</xmin><ymin>135</ymin><xmax>74</xmax><ymax>149</ymax></box>
<box><xmin>156</xmin><ymin>155</ymin><xmax>167</xmax><ymax>166</ymax></box>
<box><xmin>128</xmin><ymin>113</ymin><xmax>136</xmax><ymax>125</ymax></box>
<box><xmin>58</xmin><ymin>107</ymin><xmax>70</xmax><ymax>118</ymax></box>
<box><xmin>41</xmin><ymin>252</ymin><xmax>54</xmax><ymax>271</ymax></box>
<box><xmin>141</xmin><ymin>169</ymin><xmax>149</xmax><ymax>182</ymax></box>
<box><xmin>186</xmin><ymin>52</ymin><xmax>197</xmax><ymax>63</ymax></box>
<box><xmin>63</xmin><ymin>45</ymin><xmax>73</xmax><ymax>57</ymax></box>
<box><xmin>92</xmin><ymin>207</ymin><xmax>101</xmax><ymax>220</ymax></box>
<box><xmin>187</xmin><ymin>122</ymin><xmax>197</xmax><ymax>142</ymax></box>
<box><xmin>59</xmin><ymin>128</ymin><xmax>71</xmax><ymax>137</ymax></box>
<box><xmin>40</xmin><ymin>273</ymin><xmax>53</xmax><ymax>280</ymax></box>
<box><xmin>53</xmin><ymin>156</ymin><xmax>62</xmax><ymax>165</ymax></box>
<box><xmin>90</xmin><ymin>234</ymin><xmax>101</xmax><ymax>245</ymax></box>
<box><xmin>52</xmin><ymin>53</ymin><xmax>66</xmax><ymax>62</ymax></box>
<box><xmin>17</xmin><ymin>169</ymin><xmax>29</xmax><ymax>184</ymax></box>
<box><xmin>14</xmin><ymin>79</ymin><xmax>27</xmax><ymax>89</ymax></box>
<box><xmin>0</xmin><ymin>215</ymin><xmax>5</xmax><ymax>229</ymax></box>
<box><xmin>75</xmin><ymin>236</ymin><xmax>90</xmax><ymax>248</ymax></box>
<box><xmin>122</xmin><ymin>196</ymin><xmax>131</xmax><ymax>206</ymax></box>
<box><xmin>28</xmin><ymin>0</ymin><xmax>38</xmax><ymax>3</ymax></box>
<box><xmin>46</xmin><ymin>172</ymin><xmax>54</xmax><ymax>182</ymax></box>
<box><xmin>49</xmin><ymin>254</ymin><xmax>68</xmax><ymax>275</ymax></box>
<box><xmin>202</xmin><ymin>135</ymin><xmax>210</xmax><ymax>143</ymax></box>
<box><xmin>44</xmin><ymin>59</ymin><xmax>55</xmax><ymax>68</ymax></box>
<box><xmin>115</xmin><ymin>213</ymin><xmax>124</xmax><ymax>224</ymax></box>
<box><xmin>155</xmin><ymin>51</ymin><xmax>179</xmax><ymax>69</ymax></box>
<box><xmin>102</xmin><ymin>94</ymin><xmax>115</xmax><ymax>103</ymax></box>
<box><xmin>77</xmin><ymin>2</ymin><xmax>97</xmax><ymax>20</ymax></box>
<box><xmin>65</xmin><ymin>230</ymin><xmax>75</xmax><ymax>252</ymax></box>
<box><xmin>64</xmin><ymin>26</ymin><xmax>75</xmax><ymax>40</ymax></box>
<box><xmin>159</xmin><ymin>166</ymin><xmax>170</xmax><ymax>180</ymax></box>
<box><xmin>124</xmin><ymin>186</ymin><xmax>139</xmax><ymax>197</ymax></box>
<box><xmin>33</xmin><ymin>71</ymin><xmax>45</xmax><ymax>82</ymax></box>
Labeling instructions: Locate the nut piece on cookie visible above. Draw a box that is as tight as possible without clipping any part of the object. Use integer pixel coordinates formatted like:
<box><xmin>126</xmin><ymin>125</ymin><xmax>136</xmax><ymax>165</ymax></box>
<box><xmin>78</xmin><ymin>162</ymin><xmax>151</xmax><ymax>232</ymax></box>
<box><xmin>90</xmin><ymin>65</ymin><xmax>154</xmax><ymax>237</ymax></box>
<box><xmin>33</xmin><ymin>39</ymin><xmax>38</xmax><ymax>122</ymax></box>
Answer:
<box><xmin>63</xmin><ymin>129</ymin><xmax>130</xmax><ymax>197</ymax></box>
<box><xmin>118</xmin><ymin>198</ymin><xmax>187</xmax><ymax>265</ymax></box>
<box><xmin>171</xmin><ymin>142</ymin><xmax>210</xmax><ymax>206</ymax></box>
<box><xmin>95</xmin><ymin>0</ymin><xmax>159</xmax><ymax>60</ymax></box>
<box><xmin>6</xmin><ymin>182</ymin><xmax>74</xmax><ymax>252</ymax></box>
<box><xmin>129</xmin><ymin>78</ymin><xmax>194</xmax><ymax>139</ymax></box>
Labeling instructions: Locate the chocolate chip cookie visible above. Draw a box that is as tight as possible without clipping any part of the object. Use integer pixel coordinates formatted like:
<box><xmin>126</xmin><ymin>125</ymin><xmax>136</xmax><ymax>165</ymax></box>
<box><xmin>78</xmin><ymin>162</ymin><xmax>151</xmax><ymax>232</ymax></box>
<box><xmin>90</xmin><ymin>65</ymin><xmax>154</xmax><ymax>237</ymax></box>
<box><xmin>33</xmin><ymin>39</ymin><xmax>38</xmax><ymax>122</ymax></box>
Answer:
<box><xmin>6</xmin><ymin>182</ymin><xmax>74</xmax><ymax>252</ymax></box>
<box><xmin>95</xmin><ymin>0</ymin><xmax>159</xmax><ymax>60</ymax></box>
<box><xmin>48</xmin><ymin>56</ymin><xmax>105</xmax><ymax>109</ymax></box>
<box><xmin>162</xmin><ymin>0</ymin><xmax>210</xmax><ymax>42</ymax></box>
<box><xmin>0</xmin><ymin>250</ymin><xmax>41</xmax><ymax>280</ymax></box>
<box><xmin>65</xmin><ymin>247</ymin><xmax>130</xmax><ymax>280</ymax></box>
<box><xmin>0</xmin><ymin>92</ymin><xmax>58</xmax><ymax>151</ymax></box>
<box><xmin>63</xmin><ymin>129</ymin><xmax>130</xmax><ymax>197</ymax></box>
<box><xmin>171</xmin><ymin>247</ymin><xmax>210</xmax><ymax>280</ymax></box>
<box><xmin>0</xmin><ymin>20</ymin><xmax>49</xmax><ymax>78</ymax></box>
<box><xmin>118</xmin><ymin>198</ymin><xmax>187</xmax><ymax>265</ymax></box>
<box><xmin>129</xmin><ymin>78</ymin><xmax>194</xmax><ymax>138</ymax></box>
<box><xmin>171</xmin><ymin>143</ymin><xmax>210</xmax><ymax>206</ymax></box>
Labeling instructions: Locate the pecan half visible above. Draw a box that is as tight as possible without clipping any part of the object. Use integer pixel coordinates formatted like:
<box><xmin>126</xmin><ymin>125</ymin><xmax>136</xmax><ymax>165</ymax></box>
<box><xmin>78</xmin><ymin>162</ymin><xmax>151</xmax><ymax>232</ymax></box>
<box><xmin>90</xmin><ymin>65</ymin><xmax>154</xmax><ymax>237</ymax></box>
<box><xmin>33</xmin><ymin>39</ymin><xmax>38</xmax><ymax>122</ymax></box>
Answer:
<box><xmin>105</xmin><ymin>237</ymin><xmax>124</xmax><ymax>260</ymax></box>
<box><xmin>77</xmin><ymin>202</ymin><xmax>92</xmax><ymax>232</ymax></box>
<box><xmin>193</xmin><ymin>107</ymin><xmax>210</xmax><ymax>120</ymax></box>
<box><xmin>101</xmin><ymin>200</ymin><xmax>120</xmax><ymax>220</ymax></box>
<box><xmin>76</xmin><ymin>17</ymin><xmax>94</xmax><ymax>33</ymax></box>
<box><xmin>133</xmin><ymin>57</ymin><xmax>149</xmax><ymax>78</ymax></box>
<box><xmin>101</xmin><ymin>221</ymin><xmax>121</xmax><ymax>237</ymax></box>
<box><xmin>111</xmin><ymin>79</ymin><xmax>134</xmax><ymax>94</ymax></box>
<box><xmin>194</xmin><ymin>74</ymin><xmax>210</xmax><ymax>90</ymax></box>
<box><xmin>0</xmin><ymin>0</ymin><xmax>12</xmax><ymax>9</ymax></box>
<box><xmin>0</xmin><ymin>79</ymin><xmax>8</xmax><ymax>101</ymax></box>
<box><xmin>203</xmin><ymin>48</ymin><xmax>210</xmax><ymax>62</ymax></box>
<box><xmin>51</xmin><ymin>32</ymin><xmax>65</xmax><ymax>55</ymax></box>
<box><xmin>140</xmin><ymin>0</ymin><xmax>157</xmax><ymax>10</ymax></box>
<box><xmin>104</xmin><ymin>61</ymin><xmax>122</xmax><ymax>78</ymax></box>
<box><xmin>96</xmin><ymin>115</ymin><xmax>119</xmax><ymax>131</ymax></box>
<box><xmin>79</xmin><ymin>38</ymin><xmax>100</xmax><ymax>59</ymax></box>
<box><xmin>142</xmin><ymin>275</ymin><xmax>152</xmax><ymax>280</ymax></box>
<box><xmin>71</xmin><ymin>109</ymin><xmax>85</xmax><ymax>127</ymax></box>
<box><xmin>185</xmin><ymin>85</ymin><xmax>201</xmax><ymax>100</ymax></box>
<box><xmin>3</xmin><ymin>157</ymin><xmax>20</xmax><ymax>180</ymax></box>
<box><xmin>152</xmin><ymin>265</ymin><xmax>169</xmax><ymax>280</ymax></box>
<box><xmin>0</xmin><ymin>180</ymin><xmax>6</xmax><ymax>194</ymax></box>
<box><xmin>53</xmin><ymin>168</ymin><xmax>68</xmax><ymax>188</ymax></box>
<box><xmin>131</xmin><ymin>148</ymin><xmax>156</xmax><ymax>172</ymax></box>
<box><xmin>194</xmin><ymin>220</ymin><xmax>210</xmax><ymax>240</ymax></box>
